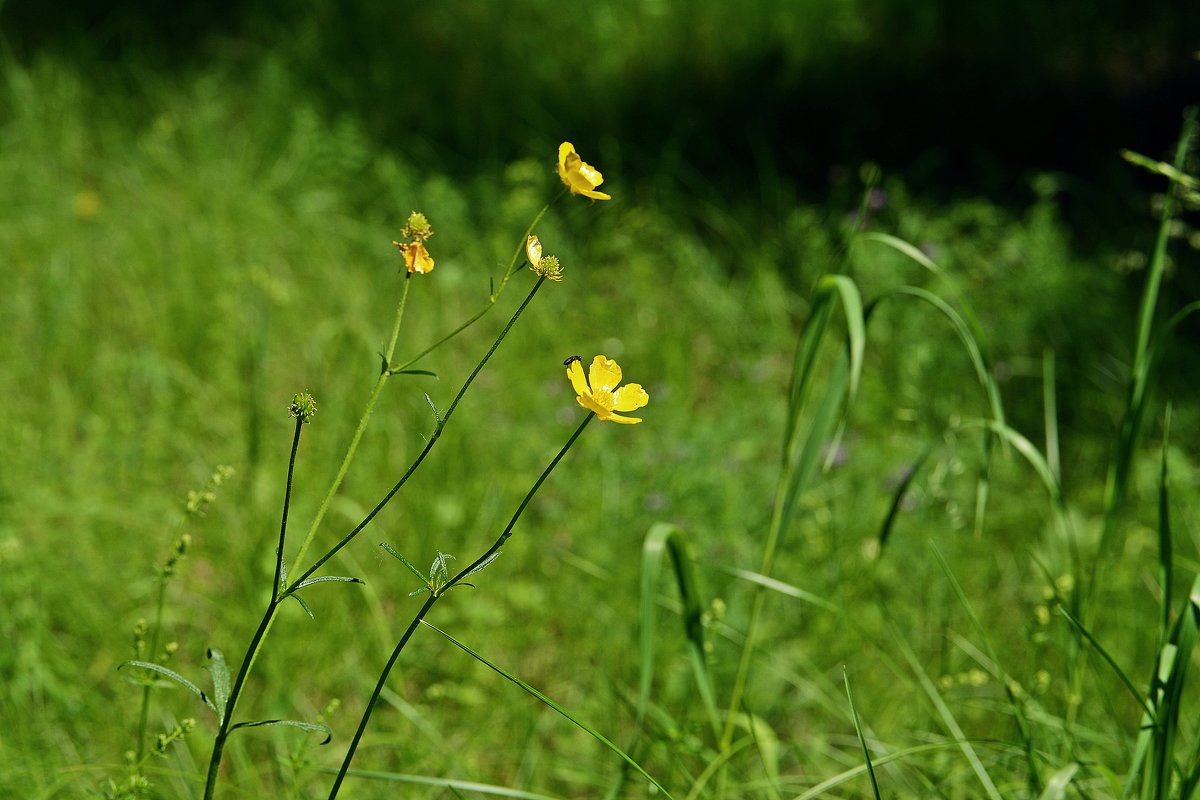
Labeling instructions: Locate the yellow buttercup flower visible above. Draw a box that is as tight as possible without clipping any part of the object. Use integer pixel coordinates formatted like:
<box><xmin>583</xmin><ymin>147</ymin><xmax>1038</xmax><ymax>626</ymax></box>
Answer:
<box><xmin>557</xmin><ymin>142</ymin><xmax>612</xmax><ymax>201</ymax></box>
<box><xmin>566</xmin><ymin>355</ymin><xmax>648</xmax><ymax>424</ymax></box>
<box><xmin>393</xmin><ymin>240</ymin><xmax>435</xmax><ymax>274</ymax></box>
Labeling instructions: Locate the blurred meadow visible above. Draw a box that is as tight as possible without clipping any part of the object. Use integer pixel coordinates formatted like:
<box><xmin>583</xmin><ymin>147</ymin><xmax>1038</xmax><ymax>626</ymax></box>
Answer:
<box><xmin>2</xmin><ymin>1</ymin><xmax>1200</xmax><ymax>798</ymax></box>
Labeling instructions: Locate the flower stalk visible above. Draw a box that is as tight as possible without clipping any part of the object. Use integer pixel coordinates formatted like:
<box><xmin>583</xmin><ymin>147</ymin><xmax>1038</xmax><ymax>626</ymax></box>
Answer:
<box><xmin>327</xmin><ymin>413</ymin><xmax>594</xmax><ymax>799</ymax></box>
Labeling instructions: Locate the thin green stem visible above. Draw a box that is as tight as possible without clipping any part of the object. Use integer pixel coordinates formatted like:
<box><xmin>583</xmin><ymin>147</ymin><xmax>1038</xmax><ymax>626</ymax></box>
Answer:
<box><xmin>133</xmin><ymin>521</ymin><xmax>184</xmax><ymax>763</ymax></box>
<box><xmin>328</xmin><ymin>412</ymin><xmax>594</xmax><ymax>799</ymax></box>
<box><xmin>448</xmin><ymin>413</ymin><xmax>593</xmax><ymax>587</ymax></box>
<box><xmin>389</xmin><ymin>198</ymin><xmax>557</xmax><ymax>374</ymax></box>
<box><xmin>203</xmin><ymin>415</ymin><xmax>305</xmax><ymax>800</ymax></box>
<box><xmin>289</xmin><ymin>276</ymin><xmax>546</xmax><ymax>589</ymax></box>
<box><xmin>288</xmin><ymin>273</ymin><xmax>414</xmax><ymax>576</ymax></box>
<box><xmin>718</xmin><ymin>478</ymin><xmax>788</xmax><ymax>751</ymax></box>
<box><xmin>325</xmin><ymin>593</ymin><xmax>436</xmax><ymax>800</ymax></box>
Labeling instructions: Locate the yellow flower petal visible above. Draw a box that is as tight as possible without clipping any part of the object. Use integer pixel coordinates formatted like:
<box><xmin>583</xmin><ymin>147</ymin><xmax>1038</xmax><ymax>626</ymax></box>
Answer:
<box><xmin>588</xmin><ymin>356</ymin><xmax>622</xmax><ymax>393</ymax></box>
<box><xmin>526</xmin><ymin>234</ymin><xmax>543</xmax><ymax>264</ymax></box>
<box><xmin>606</xmin><ymin>412</ymin><xmax>643</xmax><ymax>425</ymax></box>
<box><xmin>613</xmin><ymin>383</ymin><xmax>649</xmax><ymax>412</ymax></box>
<box><xmin>394</xmin><ymin>241</ymin><xmax>435</xmax><ymax>274</ymax></box>
<box><xmin>566</xmin><ymin>358</ymin><xmax>590</xmax><ymax>399</ymax></box>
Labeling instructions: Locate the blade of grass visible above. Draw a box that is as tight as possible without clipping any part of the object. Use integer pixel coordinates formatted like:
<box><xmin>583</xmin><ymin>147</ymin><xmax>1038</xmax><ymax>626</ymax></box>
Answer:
<box><xmin>1100</xmin><ymin>107</ymin><xmax>1197</xmax><ymax>562</ymax></box>
<box><xmin>721</xmin><ymin>567</ymin><xmax>838</xmax><ymax>612</ymax></box>
<box><xmin>929</xmin><ymin>542</ymin><xmax>1041</xmax><ymax>794</ymax></box>
<box><xmin>890</xmin><ymin>624</ymin><xmax>1002</xmax><ymax>800</ymax></box>
<box><xmin>420</xmin><ymin>621</ymin><xmax>674</xmax><ymax>800</ymax></box>
<box><xmin>868</xmin><ymin>286</ymin><xmax>1005</xmax><ymax>538</ymax></box>
<box><xmin>638</xmin><ymin>523</ymin><xmax>721</xmax><ymax>742</ymax></box>
<box><xmin>843</xmin><ymin>668</ymin><xmax>882</xmax><ymax>800</ymax></box>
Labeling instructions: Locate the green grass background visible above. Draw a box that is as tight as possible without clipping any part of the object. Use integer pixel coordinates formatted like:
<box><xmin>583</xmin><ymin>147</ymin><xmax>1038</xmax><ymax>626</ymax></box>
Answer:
<box><xmin>2</xmin><ymin>5</ymin><xmax>1199</xmax><ymax>798</ymax></box>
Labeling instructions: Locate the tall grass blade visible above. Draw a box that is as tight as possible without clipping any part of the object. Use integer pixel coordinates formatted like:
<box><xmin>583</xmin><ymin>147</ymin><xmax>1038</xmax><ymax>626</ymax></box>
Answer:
<box><xmin>331</xmin><ymin>770</ymin><xmax>564</xmax><ymax>799</ymax></box>
<box><xmin>929</xmin><ymin>542</ymin><xmax>1041</xmax><ymax>793</ymax></box>
<box><xmin>843</xmin><ymin>668</ymin><xmax>882</xmax><ymax>800</ymax></box>
<box><xmin>1036</xmin><ymin>764</ymin><xmax>1078</xmax><ymax>800</ymax></box>
<box><xmin>1101</xmin><ymin>107</ymin><xmax>1197</xmax><ymax>560</ymax></box>
<box><xmin>784</xmin><ymin>275</ymin><xmax>864</xmax><ymax>451</ymax></box>
<box><xmin>870</xmin><ymin>286</ymin><xmax>1005</xmax><ymax>537</ymax></box>
<box><xmin>419</xmin><ymin>621</ymin><xmax>674</xmax><ymax>800</ymax></box>
<box><xmin>877</xmin><ymin>440</ymin><xmax>936</xmax><ymax>552</ymax></box>
<box><xmin>723</xmin><ymin>567</ymin><xmax>837</xmax><ymax>612</ymax></box>
<box><xmin>1043</xmin><ymin>349</ymin><xmax>1061</xmax><ymax>483</ymax></box>
<box><xmin>891</xmin><ymin>625</ymin><xmax>1002</xmax><ymax>800</ymax></box>
<box><xmin>1056</xmin><ymin>605</ymin><xmax>1154</xmax><ymax>719</ymax></box>
<box><xmin>1157</xmin><ymin>409</ymin><xmax>1173</xmax><ymax>651</ymax></box>
<box><xmin>638</xmin><ymin>523</ymin><xmax>721</xmax><ymax>741</ymax></box>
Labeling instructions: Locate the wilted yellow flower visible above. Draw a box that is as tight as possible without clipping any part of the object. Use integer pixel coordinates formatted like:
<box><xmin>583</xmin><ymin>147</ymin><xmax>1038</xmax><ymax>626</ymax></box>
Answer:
<box><xmin>557</xmin><ymin>142</ymin><xmax>611</xmax><ymax>201</ymax></box>
<box><xmin>526</xmin><ymin>234</ymin><xmax>543</xmax><ymax>264</ymax></box>
<box><xmin>393</xmin><ymin>240</ymin><xmax>435</xmax><ymax>274</ymax></box>
<box><xmin>526</xmin><ymin>234</ymin><xmax>563</xmax><ymax>281</ymax></box>
<box><xmin>566</xmin><ymin>355</ymin><xmax>648</xmax><ymax>424</ymax></box>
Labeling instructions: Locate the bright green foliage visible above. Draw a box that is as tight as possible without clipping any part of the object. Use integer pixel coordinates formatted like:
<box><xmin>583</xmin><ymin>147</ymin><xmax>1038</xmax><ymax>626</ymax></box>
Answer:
<box><xmin>3</xmin><ymin>36</ymin><xmax>1200</xmax><ymax>800</ymax></box>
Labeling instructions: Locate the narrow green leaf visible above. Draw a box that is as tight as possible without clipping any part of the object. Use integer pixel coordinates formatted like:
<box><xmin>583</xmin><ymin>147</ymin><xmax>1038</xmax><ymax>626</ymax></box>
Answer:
<box><xmin>723</xmin><ymin>567</ymin><xmax>837</xmax><ymax>612</ymax></box>
<box><xmin>288</xmin><ymin>592</ymin><xmax>315</xmax><ymax>619</ymax></box>
<box><xmin>420</xmin><ymin>620</ymin><xmax>675</xmax><ymax>800</ymax></box>
<box><xmin>639</xmin><ymin>523</ymin><xmax>720</xmax><ymax>742</ymax></box>
<box><xmin>205</xmin><ymin>648</ymin><xmax>230</xmax><ymax>724</ymax></box>
<box><xmin>930</xmin><ymin>542</ymin><xmax>1041</xmax><ymax>793</ymax></box>
<box><xmin>323</xmin><ymin>770</ymin><xmax>562</xmax><ymax>799</ymax></box>
<box><xmin>883</xmin><ymin>286</ymin><xmax>1004</xmax><ymax>427</ymax></box>
<box><xmin>779</xmin><ymin>351</ymin><xmax>850</xmax><ymax>539</ymax></box>
<box><xmin>291</xmin><ymin>575</ymin><xmax>365</xmax><ymax>590</ymax></box>
<box><xmin>1055</xmin><ymin>605</ymin><xmax>1154</xmax><ymax>719</ymax></box>
<box><xmin>1036</xmin><ymin>764</ymin><xmax>1078</xmax><ymax>800</ymax></box>
<box><xmin>891</xmin><ymin>625</ymin><xmax>1002</xmax><ymax>800</ymax></box>
<box><xmin>877</xmin><ymin>441</ymin><xmax>936</xmax><ymax>552</ymax></box>
<box><xmin>118</xmin><ymin>660</ymin><xmax>218</xmax><ymax>718</ymax></box>
<box><xmin>968</xmin><ymin>420</ymin><xmax>1061</xmax><ymax>504</ymax></box>
<box><xmin>394</xmin><ymin>368</ymin><xmax>437</xmax><ymax>377</ymax></box>
<box><xmin>461</xmin><ymin>551</ymin><xmax>501</xmax><ymax>579</ymax></box>
<box><xmin>1157</xmin><ymin>409</ymin><xmax>1174</xmax><ymax>652</ymax></box>
<box><xmin>380</xmin><ymin>542</ymin><xmax>429</xmax><ymax>582</ymax></box>
<box><xmin>1103</xmin><ymin>108</ymin><xmax>1197</xmax><ymax>556</ymax></box>
<box><xmin>229</xmin><ymin>718</ymin><xmax>332</xmax><ymax>744</ymax></box>
<box><xmin>843</xmin><ymin>668</ymin><xmax>882</xmax><ymax>800</ymax></box>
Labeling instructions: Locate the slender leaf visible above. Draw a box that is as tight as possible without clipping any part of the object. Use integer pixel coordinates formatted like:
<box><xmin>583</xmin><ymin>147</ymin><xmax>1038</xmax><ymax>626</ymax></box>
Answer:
<box><xmin>330</xmin><ymin>770</ymin><xmax>564</xmax><ymax>799</ymax></box>
<box><xmin>291</xmin><ymin>575</ymin><xmax>365</xmax><ymax>590</ymax></box>
<box><xmin>723</xmin><ymin>567</ymin><xmax>837</xmax><ymax>612</ymax></box>
<box><xmin>877</xmin><ymin>440</ymin><xmax>936</xmax><ymax>552</ymax></box>
<box><xmin>638</xmin><ymin>523</ymin><xmax>720</xmax><ymax>741</ymax></box>
<box><xmin>288</xmin><ymin>592</ymin><xmax>315</xmax><ymax>619</ymax></box>
<box><xmin>1036</xmin><ymin>764</ymin><xmax>1079</xmax><ymax>800</ymax></box>
<box><xmin>229</xmin><ymin>718</ymin><xmax>333</xmax><ymax>744</ymax></box>
<box><xmin>380</xmin><ymin>542</ymin><xmax>429</xmax><ymax>582</ymax></box>
<box><xmin>1102</xmin><ymin>108</ymin><xmax>1197</xmax><ymax>556</ymax></box>
<box><xmin>891</xmin><ymin>625</ymin><xmax>1002</xmax><ymax>800</ymax></box>
<box><xmin>118</xmin><ymin>660</ymin><xmax>218</xmax><ymax>717</ymax></box>
<box><xmin>843</xmin><ymin>668</ymin><xmax>882</xmax><ymax>800</ymax></box>
<box><xmin>1056</xmin><ymin>606</ymin><xmax>1154</xmax><ymax>719</ymax></box>
<box><xmin>205</xmin><ymin>648</ymin><xmax>231</xmax><ymax>723</ymax></box>
<box><xmin>930</xmin><ymin>542</ymin><xmax>1040</xmax><ymax>793</ymax></box>
<box><xmin>420</xmin><ymin>620</ymin><xmax>675</xmax><ymax>800</ymax></box>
